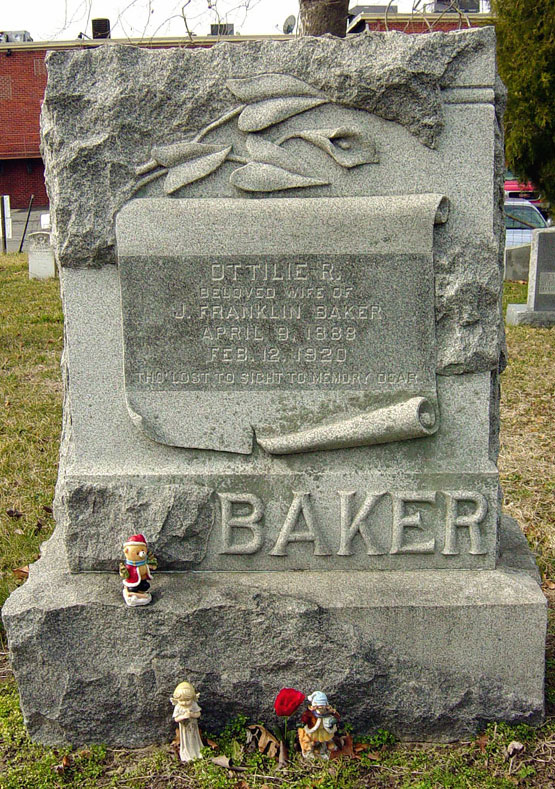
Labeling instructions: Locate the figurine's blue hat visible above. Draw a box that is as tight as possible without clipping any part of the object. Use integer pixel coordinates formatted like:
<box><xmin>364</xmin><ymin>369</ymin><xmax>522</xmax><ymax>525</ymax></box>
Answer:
<box><xmin>308</xmin><ymin>691</ymin><xmax>328</xmax><ymax>706</ymax></box>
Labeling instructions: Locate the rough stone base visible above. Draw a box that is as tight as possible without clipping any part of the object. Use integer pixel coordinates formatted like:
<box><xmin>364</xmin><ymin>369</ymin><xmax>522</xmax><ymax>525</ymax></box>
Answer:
<box><xmin>506</xmin><ymin>303</ymin><xmax>555</xmax><ymax>327</ymax></box>
<box><xmin>2</xmin><ymin>516</ymin><xmax>546</xmax><ymax>746</ymax></box>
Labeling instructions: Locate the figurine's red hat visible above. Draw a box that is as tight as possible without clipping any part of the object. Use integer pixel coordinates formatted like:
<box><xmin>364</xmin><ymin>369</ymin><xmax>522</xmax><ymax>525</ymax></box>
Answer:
<box><xmin>124</xmin><ymin>534</ymin><xmax>147</xmax><ymax>547</ymax></box>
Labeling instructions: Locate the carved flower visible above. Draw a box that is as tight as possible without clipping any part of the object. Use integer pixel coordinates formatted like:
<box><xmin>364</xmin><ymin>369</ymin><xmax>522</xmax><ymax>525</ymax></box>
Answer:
<box><xmin>279</xmin><ymin>127</ymin><xmax>378</xmax><ymax>168</ymax></box>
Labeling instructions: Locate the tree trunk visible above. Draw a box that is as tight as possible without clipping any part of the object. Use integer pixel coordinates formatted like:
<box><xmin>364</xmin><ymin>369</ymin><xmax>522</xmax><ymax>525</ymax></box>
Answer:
<box><xmin>299</xmin><ymin>0</ymin><xmax>350</xmax><ymax>37</ymax></box>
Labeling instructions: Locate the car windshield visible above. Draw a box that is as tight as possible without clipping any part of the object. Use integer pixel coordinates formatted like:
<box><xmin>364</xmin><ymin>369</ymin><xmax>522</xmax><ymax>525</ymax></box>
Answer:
<box><xmin>504</xmin><ymin>205</ymin><xmax>546</xmax><ymax>230</ymax></box>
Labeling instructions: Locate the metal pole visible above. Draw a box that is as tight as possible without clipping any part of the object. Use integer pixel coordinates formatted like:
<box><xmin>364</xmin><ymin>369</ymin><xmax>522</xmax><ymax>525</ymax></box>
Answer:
<box><xmin>0</xmin><ymin>196</ymin><xmax>7</xmax><ymax>255</ymax></box>
<box><xmin>18</xmin><ymin>193</ymin><xmax>35</xmax><ymax>254</ymax></box>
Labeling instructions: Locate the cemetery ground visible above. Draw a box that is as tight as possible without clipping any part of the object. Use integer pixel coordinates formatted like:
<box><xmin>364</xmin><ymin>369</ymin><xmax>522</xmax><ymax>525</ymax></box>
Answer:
<box><xmin>0</xmin><ymin>254</ymin><xmax>554</xmax><ymax>788</ymax></box>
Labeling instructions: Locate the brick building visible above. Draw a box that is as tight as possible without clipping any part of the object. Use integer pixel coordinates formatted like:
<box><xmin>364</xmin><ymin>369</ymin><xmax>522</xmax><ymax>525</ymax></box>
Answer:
<box><xmin>0</xmin><ymin>9</ymin><xmax>494</xmax><ymax>209</ymax></box>
<box><xmin>0</xmin><ymin>46</ymin><xmax>48</xmax><ymax>207</ymax></box>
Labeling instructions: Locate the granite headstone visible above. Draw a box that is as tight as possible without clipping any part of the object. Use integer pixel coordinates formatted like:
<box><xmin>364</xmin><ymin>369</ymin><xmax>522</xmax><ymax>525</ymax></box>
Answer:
<box><xmin>3</xmin><ymin>30</ymin><xmax>546</xmax><ymax>745</ymax></box>
<box><xmin>507</xmin><ymin>227</ymin><xmax>555</xmax><ymax>326</ymax></box>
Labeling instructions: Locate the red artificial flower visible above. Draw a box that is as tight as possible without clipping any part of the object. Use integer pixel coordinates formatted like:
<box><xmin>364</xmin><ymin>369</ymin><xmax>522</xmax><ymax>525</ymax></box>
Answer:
<box><xmin>274</xmin><ymin>688</ymin><xmax>305</xmax><ymax>718</ymax></box>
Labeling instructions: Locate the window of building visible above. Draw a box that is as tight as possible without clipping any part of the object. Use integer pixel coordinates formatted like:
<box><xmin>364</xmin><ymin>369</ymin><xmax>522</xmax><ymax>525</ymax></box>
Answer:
<box><xmin>34</xmin><ymin>58</ymin><xmax>47</xmax><ymax>76</ymax></box>
<box><xmin>0</xmin><ymin>75</ymin><xmax>13</xmax><ymax>99</ymax></box>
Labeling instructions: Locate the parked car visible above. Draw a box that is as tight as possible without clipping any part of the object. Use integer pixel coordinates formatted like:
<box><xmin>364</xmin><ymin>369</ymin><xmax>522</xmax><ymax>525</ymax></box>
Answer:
<box><xmin>504</xmin><ymin>198</ymin><xmax>548</xmax><ymax>248</ymax></box>
<box><xmin>504</xmin><ymin>169</ymin><xmax>541</xmax><ymax>205</ymax></box>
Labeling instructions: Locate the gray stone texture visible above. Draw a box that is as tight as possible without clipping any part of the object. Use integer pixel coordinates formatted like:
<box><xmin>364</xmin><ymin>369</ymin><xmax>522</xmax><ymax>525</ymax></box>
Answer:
<box><xmin>56</xmin><ymin>264</ymin><xmax>499</xmax><ymax>572</ymax></box>
<box><xmin>2</xmin><ymin>517</ymin><xmax>545</xmax><ymax>746</ymax></box>
<box><xmin>42</xmin><ymin>29</ymin><xmax>505</xmax><ymax>376</ymax></box>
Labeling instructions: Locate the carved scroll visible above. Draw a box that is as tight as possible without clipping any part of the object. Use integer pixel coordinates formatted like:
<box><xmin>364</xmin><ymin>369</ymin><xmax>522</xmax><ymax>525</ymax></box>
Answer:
<box><xmin>257</xmin><ymin>397</ymin><xmax>438</xmax><ymax>454</ymax></box>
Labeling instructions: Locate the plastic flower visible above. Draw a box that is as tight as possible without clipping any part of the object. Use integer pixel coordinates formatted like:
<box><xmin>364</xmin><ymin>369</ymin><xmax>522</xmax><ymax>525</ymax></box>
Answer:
<box><xmin>274</xmin><ymin>688</ymin><xmax>305</xmax><ymax>718</ymax></box>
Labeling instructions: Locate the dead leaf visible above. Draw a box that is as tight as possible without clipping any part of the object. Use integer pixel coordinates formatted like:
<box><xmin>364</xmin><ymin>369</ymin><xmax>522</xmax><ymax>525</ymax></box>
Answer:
<box><xmin>543</xmin><ymin>579</ymin><xmax>555</xmax><ymax>590</ymax></box>
<box><xmin>247</xmin><ymin>723</ymin><xmax>280</xmax><ymax>759</ymax></box>
<box><xmin>206</xmin><ymin>737</ymin><xmax>218</xmax><ymax>749</ymax></box>
<box><xmin>475</xmin><ymin>734</ymin><xmax>489</xmax><ymax>753</ymax></box>
<box><xmin>14</xmin><ymin>528</ymin><xmax>24</xmax><ymax>535</ymax></box>
<box><xmin>506</xmin><ymin>740</ymin><xmax>524</xmax><ymax>757</ymax></box>
<box><xmin>234</xmin><ymin>781</ymin><xmax>250</xmax><ymax>789</ymax></box>
<box><xmin>211</xmin><ymin>754</ymin><xmax>231</xmax><ymax>769</ymax></box>
<box><xmin>6</xmin><ymin>508</ymin><xmax>23</xmax><ymax>519</ymax></box>
<box><xmin>52</xmin><ymin>754</ymin><xmax>72</xmax><ymax>774</ymax></box>
<box><xmin>278</xmin><ymin>739</ymin><xmax>289</xmax><ymax>768</ymax></box>
<box><xmin>34</xmin><ymin>520</ymin><xmax>43</xmax><ymax>534</ymax></box>
<box><xmin>77</xmin><ymin>748</ymin><xmax>92</xmax><ymax>758</ymax></box>
<box><xmin>210</xmin><ymin>754</ymin><xmax>247</xmax><ymax>772</ymax></box>
<box><xmin>330</xmin><ymin>733</ymin><xmax>354</xmax><ymax>760</ymax></box>
<box><xmin>12</xmin><ymin>566</ymin><xmax>29</xmax><ymax>580</ymax></box>
<box><xmin>43</xmin><ymin>505</ymin><xmax>53</xmax><ymax>514</ymax></box>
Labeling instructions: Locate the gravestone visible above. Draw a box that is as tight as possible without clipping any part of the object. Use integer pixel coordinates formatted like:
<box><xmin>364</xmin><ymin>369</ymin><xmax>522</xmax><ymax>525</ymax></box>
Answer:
<box><xmin>28</xmin><ymin>231</ymin><xmax>56</xmax><ymax>279</ymax></box>
<box><xmin>507</xmin><ymin>227</ymin><xmax>555</xmax><ymax>326</ymax></box>
<box><xmin>504</xmin><ymin>242</ymin><xmax>530</xmax><ymax>281</ymax></box>
<box><xmin>3</xmin><ymin>30</ymin><xmax>546</xmax><ymax>745</ymax></box>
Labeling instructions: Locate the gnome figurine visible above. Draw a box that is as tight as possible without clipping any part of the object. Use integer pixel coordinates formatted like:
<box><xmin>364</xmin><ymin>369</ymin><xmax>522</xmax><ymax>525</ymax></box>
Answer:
<box><xmin>119</xmin><ymin>533</ymin><xmax>157</xmax><ymax>606</ymax></box>
<box><xmin>298</xmin><ymin>691</ymin><xmax>340</xmax><ymax>759</ymax></box>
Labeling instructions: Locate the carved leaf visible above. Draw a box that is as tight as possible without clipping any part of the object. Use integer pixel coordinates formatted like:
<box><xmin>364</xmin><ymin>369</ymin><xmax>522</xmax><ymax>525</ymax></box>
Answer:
<box><xmin>226</xmin><ymin>74</ymin><xmax>323</xmax><ymax>102</ymax></box>
<box><xmin>230</xmin><ymin>162</ymin><xmax>329</xmax><ymax>192</ymax></box>
<box><xmin>282</xmin><ymin>127</ymin><xmax>378</xmax><ymax>168</ymax></box>
<box><xmin>238</xmin><ymin>97</ymin><xmax>328</xmax><ymax>133</ymax></box>
<box><xmin>164</xmin><ymin>146</ymin><xmax>232</xmax><ymax>194</ymax></box>
<box><xmin>245</xmin><ymin>136</ymin><xmax>312</xmax><ymax>176</ymax></box>
<box><xmin>152</xmin><ymin>141</ymin><xmax>225</xmax><ymax>168</ymax></box>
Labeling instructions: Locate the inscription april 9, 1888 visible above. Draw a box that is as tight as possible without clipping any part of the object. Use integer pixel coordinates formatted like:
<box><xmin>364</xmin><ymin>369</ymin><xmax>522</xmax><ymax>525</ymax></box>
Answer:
<box><xmin>117</xmin><ymin>195</ymin><xmax>446</xmax><ymax>453</ymax></box>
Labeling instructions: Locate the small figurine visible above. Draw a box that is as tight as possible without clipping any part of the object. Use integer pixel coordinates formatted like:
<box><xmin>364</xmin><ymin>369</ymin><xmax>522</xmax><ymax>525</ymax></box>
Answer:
<box><xmin>119</xmin><ymin>533</ymin><xmax>157</xmax><ymax>607</ymax></box>
<box><xmin>171</xmin><ymin>681</ymin><xmax>203</xmax><ymax>762</ymax></box>
<box><xmin>298</xmin><ymin>690</ymin><xmax>340</xmax><ymax>759</ymax></box>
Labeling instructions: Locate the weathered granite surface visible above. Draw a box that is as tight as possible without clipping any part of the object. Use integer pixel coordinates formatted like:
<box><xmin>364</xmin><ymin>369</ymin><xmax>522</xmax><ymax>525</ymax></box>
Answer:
<box><xmin>42</xmin><ymin>30</ymin><xmax>504</xmax><ymax>376</ymax></box>
<box><xmin>56</xmin><ymin>264</ymin><xmax>500</xmax><ymax>572</ymax></box>
<box><xmin>2</xmin><ymin>516</ymin><xmax>545</xmax><ymax>745</ymax></box>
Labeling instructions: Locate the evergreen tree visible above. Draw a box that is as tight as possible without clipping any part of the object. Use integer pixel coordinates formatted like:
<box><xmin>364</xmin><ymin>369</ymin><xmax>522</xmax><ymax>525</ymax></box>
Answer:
<box><xmin>493</xmin><ymin>0</ymin><xmax>555</xmax><ymax>203</ymax></box>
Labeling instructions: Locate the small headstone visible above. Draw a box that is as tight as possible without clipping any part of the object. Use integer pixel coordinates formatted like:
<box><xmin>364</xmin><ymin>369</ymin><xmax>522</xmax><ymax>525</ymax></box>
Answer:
<box><xmin>28</xmin><ymin>231</ymin><xmax>56</xmax><ymax>279</ymax></box>
<box><xmin>507</xmin><ymin>227</ymin><xmax>555</xmax><ymax>326</ymax></box>
<box><xmin>504</xmin><ymin>243</ymin><xmax>530</xmax><ymax>281</ymax></box>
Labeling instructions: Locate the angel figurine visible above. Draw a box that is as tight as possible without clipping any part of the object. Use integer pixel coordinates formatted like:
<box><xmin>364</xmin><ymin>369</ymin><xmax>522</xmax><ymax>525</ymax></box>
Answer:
<box><xmin>171</xmin><ymin>681</ymin><xmax>203</xmax><ymax>762</ymax></box>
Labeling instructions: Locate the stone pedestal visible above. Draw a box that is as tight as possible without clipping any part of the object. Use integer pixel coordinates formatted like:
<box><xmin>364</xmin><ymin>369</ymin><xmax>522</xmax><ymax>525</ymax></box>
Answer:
<box><xmin>2</xmin><ymin>517</ymin><xmax>546</xmax><ymax>745</ymax></box>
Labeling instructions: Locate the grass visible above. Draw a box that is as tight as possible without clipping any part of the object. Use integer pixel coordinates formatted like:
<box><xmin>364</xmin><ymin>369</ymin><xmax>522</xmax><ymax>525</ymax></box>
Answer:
<box><xmin>0</xmin><ymin>256</ymin><xmax>554</xmax><ymax>787</ymax></box>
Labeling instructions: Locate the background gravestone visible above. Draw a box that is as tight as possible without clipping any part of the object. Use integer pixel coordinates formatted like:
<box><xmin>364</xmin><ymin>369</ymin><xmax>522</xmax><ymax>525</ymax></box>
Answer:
<box><xmin>507</xmin><ymin>226</ymin><xmax>555</xmax><ymax>326</ymax></box>
<box><xmin>3</xmin><ymin>30</ymin><xmax>547</xmax><ymax>746</ymax></box>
